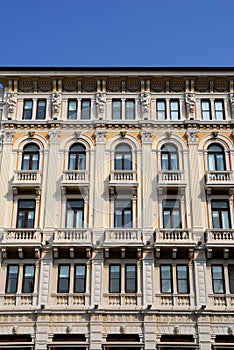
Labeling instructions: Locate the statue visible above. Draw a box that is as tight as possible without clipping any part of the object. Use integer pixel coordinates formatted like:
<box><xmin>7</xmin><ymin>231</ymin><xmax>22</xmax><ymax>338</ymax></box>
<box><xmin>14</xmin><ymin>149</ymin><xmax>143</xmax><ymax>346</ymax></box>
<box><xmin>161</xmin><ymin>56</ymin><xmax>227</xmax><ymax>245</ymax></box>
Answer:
<box><xmin>96</xmin><ymin>92</ymin><xmax>106</xmax><ymax>114</ymax></box>
<box><xmin>6</xmin><ymin>91</ymin><xmax>17</xmax><ymax>113</ymax></box>
<box><xmin>185</xmin><ymin>92</ymin><xmax>195</xmax><ymax>119</ymax></box>
<box><xmin>52</xmin><ymin>92</ymin><xmax>61</xmax><ymax>113</ymax></box>
<box><xmin>140</xmin><ymin>92</ymin><xmax>151</xmax><ymax>112</ymax></box>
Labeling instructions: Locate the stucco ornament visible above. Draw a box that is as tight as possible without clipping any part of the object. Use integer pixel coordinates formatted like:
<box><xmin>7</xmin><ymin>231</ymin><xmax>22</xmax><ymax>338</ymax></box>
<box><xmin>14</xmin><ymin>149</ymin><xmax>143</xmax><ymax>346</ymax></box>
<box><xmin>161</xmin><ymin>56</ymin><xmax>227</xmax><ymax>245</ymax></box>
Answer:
<box><xmin>185</xmin><ymin>92</ymin><xmax>195</xmax><ymax>119</ymax></box>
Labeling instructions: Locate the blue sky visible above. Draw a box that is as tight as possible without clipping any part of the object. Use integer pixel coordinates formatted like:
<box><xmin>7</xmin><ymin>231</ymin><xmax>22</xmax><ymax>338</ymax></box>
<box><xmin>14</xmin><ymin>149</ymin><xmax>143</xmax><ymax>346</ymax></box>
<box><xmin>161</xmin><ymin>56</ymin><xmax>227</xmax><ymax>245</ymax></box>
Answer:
<box><xmin>1</xmin><ymin>0</ymin><xmax>234</xmax><ymax>67</ymax></box>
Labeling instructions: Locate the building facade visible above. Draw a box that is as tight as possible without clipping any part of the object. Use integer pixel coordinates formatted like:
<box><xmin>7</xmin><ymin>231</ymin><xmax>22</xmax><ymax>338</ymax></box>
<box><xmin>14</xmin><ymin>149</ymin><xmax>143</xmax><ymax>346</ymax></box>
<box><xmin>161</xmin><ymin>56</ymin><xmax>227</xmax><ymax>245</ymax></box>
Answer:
<box><xmin>0</xmin><ymin>67</ymin><xmax>233</xmax><ymax>350</ymax></box>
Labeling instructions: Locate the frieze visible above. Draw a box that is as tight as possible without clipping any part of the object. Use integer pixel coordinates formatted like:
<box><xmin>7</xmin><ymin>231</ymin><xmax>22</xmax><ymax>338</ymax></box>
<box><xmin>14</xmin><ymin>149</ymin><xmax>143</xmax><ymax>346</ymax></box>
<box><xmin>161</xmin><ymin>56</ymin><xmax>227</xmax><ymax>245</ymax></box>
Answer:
<box><xmin>151</xmin><ymin>79</ymin><xmax>166</xmax><ymax>92</ymax></box>
<box><xmin>82</xmin><ymin>79</ymin><xmax>97</xmax><ymax>92</ymax></box>
<box><xmin>195</xmin><ymin>79</ymin><xmax>210</xmax><ymax>92</ymax></box>
<box><xmin>126</xmin><ymin>78</ymin><xmax>141</xmax><ymax>92</ymax></box>
<box><xmin>38</xmin><ymin>79</ymin><xmax>53</xmax><ymax>92</ymax></box>
<box><xmin>214</xmin><ymin>78</ymin><xmax>229</xmax><ymax>92</ymax></box>
<box><xmin>101</xmin><ymin>314</ymin><xmax>142</xmax><ymax>322</ymax></box>
<box><xmin>170</xmin><ymin>79</ymin><xmax>185</xmax><ymax>92</ymax></box>
<box><xmin>18</xmin><ymin>79</ymin><xmax>34</xmax><ymax>93</ymax></box>
<box><xmin>63</xmin><ymin>78</ymin><xmax>78</xmax><ymax>92</ymax></box>
<box><xmin>106</xmin><ymin>79</ymin><xmax>122</xmax><ymax>92</ymax></box>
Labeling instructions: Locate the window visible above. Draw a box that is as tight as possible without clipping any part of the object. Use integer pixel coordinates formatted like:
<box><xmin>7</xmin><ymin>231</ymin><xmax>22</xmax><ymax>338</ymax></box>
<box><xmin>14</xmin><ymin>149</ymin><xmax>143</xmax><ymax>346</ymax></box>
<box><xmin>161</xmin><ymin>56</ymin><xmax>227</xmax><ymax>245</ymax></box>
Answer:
<box><xmin>201</xmin><ymin>100</ymin><xmax>211</xmax><ymax>120</ymax></box>
<box><xmin>22</xmin><ymin>265</ymin><xmax>35</xmax><ymax>293</ymax></box>
<box><xmin>161</xmin><ymin>144</ymin><xmax>179</xmax><ymax>170</ymax></box>
<box><xmin>125</xmin><ymin>100</ymin><xmax>135</xmax><ymax>120</ymax></box>
<box><xmin>160</xmin><ymin>265</ymin><xmax>172</xmax><ymax>293</ymax></box>
<box><xmin>68</xmin><ymin>99</ymin><xmax>77</xmax><ymax>120</ymax></box>
<box><xmin>115</xmin><ymin>144</ymin><xmax>132</xmax><ymax>170</ymax></box>
<box><xmin>112</xmin><ymin>100</ymin><xmax>122</xmax><ymax>120</ymax></box>
<box><xmin>212</xmin><ymin>265</ymin><xmax>225</xmax><ymax>293</ymax></box>
<box><xmin>229</xmin><ymin>265</ymin><xmax>234</xmax><ymax>294</ymax></box>
<box><xmin>163</xmin><ymin>200</ymin><xmax>182</xmax><ymax>229</ymax></box>
<box><xmin>211</xmin><ymin>200</ymin><xmax>230</xmax><ymax>229</ymax></box>
<box><xmin>74</xmin><ymin>265</ymin><xmax>86</xmax><ymax>293</ymax></box>
<box><xmin>114</xmin><ymin>200</ymin><xmax>132</xmax><ymax>228</ymax></box>
<box><xmin>6</xmin><ymin>264</ymin><xmax>35</xmax><ymax>294</ymax></box>
<box><xmin>176</xmin><ymin>265</ymin><xmax>189</xmax><ymax>293</ymax></box>
<box><xmin>17</xmin><ymin>200</ymin><xmax>36</xmax><ymax>229</ymax></box>
<box><xmin>36</xmin><ymin>100</ymin><xmax>46</xmax><ymax>119</ymax></box>
<box><xmin>6</xmin><ymin>265</ymin><xmax>19</xmax><ymax>293</ymax></box>
<box><xmin>68</xmin><ymin>143</ymin><xmax>86</xmax><ymax>170</ymax></box>
<box><xmin>23</xmin><ymin>100</ymin><xmax>33</xmax><ymax>120</ymax></box>
<box><xmin>22</xmin><ymin>143</ymin><xmax>39</xmax><ymax>170</ymax></box>
<box><xmin>81</xmin><ymin>99</ymin><xmax>91</xmax><ymax>119</ymax></box>
<box><xmin>215</xmin><ymin>100</ymin><xmax>225</xmax><ymax>120</ymax></box>
<box><xmin>170</xmin><ymin>100</ymin><xmax>180</xmax><ymax>120</ymax></box>
<box><xmin>58</xmin><ymin>265</ymin><xmax>70</xmax><ymax>293</ymax></box>
<box><xmin>66</xmin><ymin>200</ymin><xmax>84</xmax><ymax>228</ymax></box>
<box><xmin>207</xmin><ymin>144</ymin><xmax>226</xmax><ymax>171</ymax></box>
<box><xmin>109</xmin><ymin>264</ymin><xmax>137</xmax><ymax>293</ymax></box>
<box><xmin>157</xmin><ymin>100</ymin><xmax>166</xmax><ymax>120</ymax></box>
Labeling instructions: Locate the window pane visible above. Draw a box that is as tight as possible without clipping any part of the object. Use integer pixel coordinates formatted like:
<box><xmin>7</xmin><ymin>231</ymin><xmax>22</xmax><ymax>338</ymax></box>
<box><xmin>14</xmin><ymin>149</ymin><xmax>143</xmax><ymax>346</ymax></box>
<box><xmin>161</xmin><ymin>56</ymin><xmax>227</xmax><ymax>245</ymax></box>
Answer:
<box><xmin>23</xmin><ymin>100</ymin><xmax>33</xmax><ymax>120</ymax></box>
<box><xmin>74</xmin><ymin>265</ymin><xmax>86</xmax><ymax>293</ymax></box>
<box><xmin>170</xmin><ymin>153</ymin><xmax>178</xmax><ymax>170</ymax></box>
<box><xmin>161</xmin><ymin>266</ymin><xmax>172</xmax><ymax>293</ymax></box>
<box><xmin>208</xmin><ymin>154</ymin><xmax>215</xmax><ymax>170</ymax></box>
<box><xmin>229</xmin><ymin>266</ymin><xmax>234</xmax><ymax>294</ymax></box>
<box><xmin>23</xmin><ymin>265</ymin><xmax>35</xmax><ymax>293</ymax></box>
<box><xmin>68</xmin><ymin>100</ymin><xmax>77</xmax><ymax>120</ymax></box>
<box><xmin>58</xmin><ymin>265</ymin><xmax>70</xmax><ymax>293</ymax></box>
<box><xmin>31</xmin><ymin>154</ymin><xmax>39</xmax><ymax>170</ymax></box>
<box><xmin>110</xmin><ymin>265</ymin><xmax>121</xmax><ymax>293</ymax></box>
<box><xmin>113</xmin><ymin>100</ymin><xmax>122</xmax><ymax>120</ymax></box>
<box><xmin>66</xmin><ymin>200</ymin><xmax>84</xmax><ymax>228</ymax></box>
<box><xmin>81</xmin><ymin>100</ymin><xmax>90</xmax><ymax>119</ymax></box>
<box><xmin>6</xmin><ymin>265</ymin><xmax>19</xmax><ymax>293</ymax></box>
<box><xmin>157</xmin><ymin>100</ymin><xmax>166</xmax><ymax>120</ymax></box>
<box><xmin>212</xmin><ymin>266</ymin><xmax>225</xmax><ymax>293</ymax></box>
<box><xmin>177</xmin><ymin>266</ymin><xmax>188</xmax><ymax>293</ymax></box>
<box><xmin>22</xmin><ymin>154</ymin><xmax>30</xmax><ymax>170</ymax></box>
<box><xmin>161</xmin><ymin>154</ymin><xmax>169</xmax><ymax>170</ymax></box>
<box><xmin>126</xmin><ymin>100</ymin><xmax>135</xmax><ymax>120</ymax></box>
<box><xmin>125</xmin><ymin>265</ymin><xmax>136</xmax><ymax>293</ymax></box>
<box><xmin>37</xmin><ymin>100</ymin><xmax>46</xmax><ymax>119</ymax></box>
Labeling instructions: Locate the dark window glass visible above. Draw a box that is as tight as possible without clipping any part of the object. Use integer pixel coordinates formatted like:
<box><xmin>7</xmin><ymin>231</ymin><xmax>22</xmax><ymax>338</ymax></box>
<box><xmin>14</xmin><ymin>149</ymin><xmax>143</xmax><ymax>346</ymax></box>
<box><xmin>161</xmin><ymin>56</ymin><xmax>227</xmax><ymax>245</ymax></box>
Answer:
<box><xmin>36</xmin><ymin>100</ymin><xmax>46</xmax><ymax>119</ymax></box>
<box><xmin>74</xmin><ymin>265</ymin><xmax>86</xmax><ymax>293</ymax></box>
<box><xmin>170</xmin><ymin>100</ymin><xmax>180</xmax><ymax>120</ymax></box>
<box><xmin>115</xmin><ymin>144</ymin><xmax>132</xmax><ymax>170</ymax></box>
<box><xmin>114</xmin><ymin>200</ymin><xmax>132</xmax><ymax>228</ymax></box>
<box><xmin>215</xmin><ymin>100</ymin><xmax>225</xmax><ymax>120</ymax></box>
<box><xmin>17</xmin><ymin>200</ymin><xmax>36</xmax><ymax>228</ymax></box>
<box><xmin>160</xmin><ymin>265</ymin><xmax>172</xmax><ymax>293</ymax></box>
<box><xmin>125</xmin><ymin>265</ymin><xmax>137</xmax><ymax>293</ymax></box>
<box><xmin>68</xmin><ymin>143</ymin><xmax>86</xmax><ymax>170</ymax></box>
<box><xmin>125</xmin><ymin>100</ymin><xmax>135</xmax><ymax>120</ymax></box>
<box><xmin>22</xmin><ymin>143</ymin><xmax>39</xmax><ymax>170</ymax></box>
<box><xmin>211</xmin><ymin>201</ymin><xmax>230</xmax><ymax>229</ymax></box>
<box><xmin>176</xmin><ymin>265</ymin><xmax>189</xmax><ymax>293</ymax></box>
<box><xmin>157</xmin><ymin>100</ymin><xmax>166</xmax><ymax>120</ymax></box>
<box><xmin>163</xmin><ymin>200</ymin><xmax>182</xmax><ymax>229</ymax></box>
<box><xmin>112</xmin><ymin>100</ymin><xmax>122</xmax><ymax>120</ymax></box>
<box><xmin>208</xmin><ymin>144</ymin><xmax>226</xmax><ymax>171</ymax></box>
<box><xmin>22</xmin><ymin>265</ymin><xmax>35</xmax><ymax>293</ymax></box>
<box><xmin>66</xmin><ymin>200</ymin><xmax>84</xmax><ymax>228</ymax></box>
<box><xmin>81</xmin><ymin>99</ymin><xmax>91</xmax><ymax>120</ymax></box>
<box><xmin>68</xmin><ymin>100</ymin><xmax>77</xmax><ymax>120</ymax></box>
<box><xmin>109</xmin><ymin>265</ymin><xmax>121</xmax><ymax>293</ymax></box>
<box><xmin>201</xmin><ymin>100</ymin><xmax>211</xmax><ymax>120</ymax></box>
<box><xmin>6</xmin><ymin>265</ymin><xmax>19</xmax><ymax>293</ymax></box>
<box><xmin>229</xmin><ymin>265</ymin><xmax>234</xmax><ymax>294</ymax></box>
<box><xmin>23</xmin><ymin>100</ymin><xmax>33</xmax><ymax>120</ymax></box>
<box><xmin>212</xmin><ymin>265</ymin><xmax>225</xmax><ymax>293</ymax></box>
<box><xmin>161</xmin><ymin>144</ymin><xmax>179</xmax><ymax>170</ymax></box>
<box><xmin>58</xmin><ymin>265</ymin><xmax>70</xmax><ymax>293</ymax></box>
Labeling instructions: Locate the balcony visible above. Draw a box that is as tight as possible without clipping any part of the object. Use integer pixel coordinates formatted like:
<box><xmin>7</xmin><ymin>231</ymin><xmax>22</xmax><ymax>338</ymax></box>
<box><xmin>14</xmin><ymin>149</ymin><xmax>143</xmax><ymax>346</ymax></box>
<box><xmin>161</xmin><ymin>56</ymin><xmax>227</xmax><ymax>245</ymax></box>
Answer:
<box><xmin>104</xmin><ymin>293</ymin><xmax>142</xmax><ymax>307</ymax></box>
<box><xmin>12</xmin><ymin>170</ymin><xmax>42</xmax><ymax>194</ymax></box>
<box><xmin>109</xmin><ymin>170</ymin><xmax>138</xmax><ymax>192</ymax></box>
<box><xmin>205</xmin><ymin>170</ymin><xmax>234</xmax><ymax>192</ymax></box>
<box><xmin>155</xmin><ymin>293</ymin><xmax>191</xmax><ymax>308</ymax></box>
<box><xmin>61</xmin><ymin>170</ymin><xmax>89</xmax><ymax>193</ymax></box>
<box><xmin>158</xmin><ymin>171</ymin><xmax>186</xmax><ymax>191</ymax></box>
<box><xmin>206</xmin><ymin>229</ymin><xmax>234</xmax><ymax>247</ymax></box>
<box><xmin>53</xmin><ymin>228</ymin><xmax>92</xmax><ymax>246</ymax></box>
<box><xmin>51</xmin><ymin>293</ymin><xmax>89</xmax><ymax>307</ymax></box>
<box><xmin>155</xmin><ymin>229</ymin><xmax>195</xmax><ymax>247</ymax></box>
<box><xmin>1</xmin><ymin>229</ymin><xmax>42</xmax><ymax>247</ymax></box>
<box><xmin>0</xmin><ymin>293</ymin><xmax>38</xmax><ymax>307</ymax></box>
<box><xmin>104</xmin><ymin>229</ymin><xmax>143</xmax><ymax>247</ymax></box>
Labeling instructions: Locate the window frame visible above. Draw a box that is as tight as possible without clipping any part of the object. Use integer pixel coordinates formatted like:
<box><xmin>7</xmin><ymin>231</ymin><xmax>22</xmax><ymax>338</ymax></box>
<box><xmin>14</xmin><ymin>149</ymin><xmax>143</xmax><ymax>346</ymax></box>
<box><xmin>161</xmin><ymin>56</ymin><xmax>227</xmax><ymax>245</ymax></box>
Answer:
<box><xmin>114</xmin><ymin>199</ymin><xmax>133</xmax><ymax>228</ymax></box>
<box><xmin>68</xmin><ymin>143</ymin><xmax>86</xmax><ymax>170</ymax></box>
<box><xmin>6</xmin><ymin>265</ymin><xmax>19</xmax><ymax>294</ymax></box>
<box><xmin>156</xmin><ymin>99</ymin><xmax>166</xmax><ymax>120</ymax></box>
<box><xmin>161</xmin><ymin>144</ymin><xmax>179</xmax><ymax>171</ymax></box>
<box><xmin>114</xmin><ymin>143</ymin><xmax>132</xmax><ymax>171</ymax></box>
<box><xmin>160</xmin><ymin>265</ymin><xmax>173</xmax><ymax>294</ymax></box>
<box><xmin>125</xmin><ymin>264</ymin><xmax>137</xmax><ymax>293</ymax></box>
<box><xmin>211</xmin><ymin>200</ymin><xmax>231</xmax><ymax>229</ymax></box>
<box><xmin>163</xmin><ymin>199</ymin><xmax>182</xmax><ymax>229</ymax></box>
<box><xmin>81</xmin><ymin>99</ymin><xmax>91</xmax><ymax>120</ymax></box>
<box><xmin>23</xmin><ymin>99</ymin><xmax>33</xmax><ymax>120</ymax></box>
<box><xmin>17</xmin><ymin>199</ymin><xmax>36</xmax><ymax>229</ymax></box>
<box><xmin>211</xmin><ymin>265</ymin><xmax>225</xmax><ymax>294</ymax></box>
<box><xmin>74</xmin><ymin>264</ymin><xmax>86</xmax><ymax>293</ymax></box>
<box><xmin>125</xmin><ymin>99</ymin><xmax>135</xmax><ymax>120</ymax></box>
<box><xmin>112</xmin><ymin>99</ymin><xmax>122</xmax><ymax>120</ymax></box>
<box><xmin>57</xmin><ymin>264</ymin><xmax>70</xmax><ymax>293</ymax></box>
<box><xmin>170</xmin><ymin>100</ymin><xmax>180</xmax><ymax>120</ymax></box>
<box><xmin>67</xmin><ymin>99</ymin><xmax>77</xmax><ymax>120</ymax></box>
<box><xmin>21</xmin><ymin>143</ymin><xmax>40</xmax><ymax>170</ymax></box>
<box><xmin>22</xmin><ymin>265</ymin><xmax>35</xmax><ymax>293</ymax></box>
<box><xmin>66</xmin><ymin>199</ymin><xmax>84</xmax><ymax>229</ymax></box>
<box><xmin>109</xmin><ymin>264</ymin><xmax>121</xmax><ymax>293</ymax></box>
<box><xmin>214</xmin><ymin>99</ymin><xmax>225</xmax><ymax>120</ymax></box>
<box><xmin>207</xmin><ymin>144</ymin><xmax>226</xmax><ymax>171</ymax></box>
<box><xmin>201</xmin><ymin>99</ymin><xmax>211</xmax><ymax>120</ymax></box>
<box><xmin>36</xmin><ymin>99</ymin><xmax>46</xmax><ymax>120</ymax></box>
<box><xmin>176</xmin><ymin>265</ymin><xmax>189</xmax><ymax>294</ymax></box>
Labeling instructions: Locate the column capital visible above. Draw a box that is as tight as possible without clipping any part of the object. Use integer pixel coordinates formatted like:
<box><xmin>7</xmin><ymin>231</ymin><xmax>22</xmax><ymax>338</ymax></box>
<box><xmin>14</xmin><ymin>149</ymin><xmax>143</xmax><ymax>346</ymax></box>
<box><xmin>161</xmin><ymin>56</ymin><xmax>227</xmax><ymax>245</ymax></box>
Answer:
<box><xmin>140</xmin><ymin>130</ymin><xmax>152</xmax><ymax>144</ymax></box>
<box><xmin>186</xmin><ymin>129</ymin><xmax>199</xmax><ymax>145</ymax></box>
<box><xmin>94</xmin><ymin>129</ymin><xmax>107</xmax><ymax>144</ymax></box>
<box><xmin>2</xmin><ymin>131</ymin><xmax>15</xmax><ymax>145</ymax></box>
<box><xmin>48</xmin><ymin>130</ymin><xmax>61</xmax><ymax>144</ymax></box>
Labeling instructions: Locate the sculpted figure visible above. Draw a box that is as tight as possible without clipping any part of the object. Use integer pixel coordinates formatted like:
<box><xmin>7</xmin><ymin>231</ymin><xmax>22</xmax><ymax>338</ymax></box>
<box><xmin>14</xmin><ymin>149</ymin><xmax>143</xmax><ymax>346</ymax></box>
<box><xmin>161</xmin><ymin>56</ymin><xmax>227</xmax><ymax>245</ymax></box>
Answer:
<box><xmin>96</xmin><ymin>92</ymin><xmax>106</xmax><ymax>113</ymax></box>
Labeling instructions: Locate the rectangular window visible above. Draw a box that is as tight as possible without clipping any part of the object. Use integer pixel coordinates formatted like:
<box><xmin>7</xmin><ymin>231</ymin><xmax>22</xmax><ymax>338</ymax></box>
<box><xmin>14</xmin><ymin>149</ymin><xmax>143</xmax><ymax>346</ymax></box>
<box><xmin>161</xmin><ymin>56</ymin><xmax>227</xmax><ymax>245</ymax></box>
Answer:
<box><xmin>157</xmin><ymin>100</ymin><xmax>166</xmax><ymax>120</ymax></box>
<box><xmin>68</xmin><ymin>99</ymin><xmax>77</xmax><ymax>120</ymax></box>
<box><xmin>125</xmin><ymin>100</ymin><xmax>135</xmax><ymax>120</ymax></box>
<box><xmin>125</xmin><ymin>265</ymin><xmax>137</xmax><ymax>293</ymax></box>
<box><xmin>17</xmin><ymin>200</ymin><xmax>36</xmax><ymax>229</ymax></box>
<box><xmin>112</xmin><ymin>100</ymin><xmax>122</xmax><ymax>120</ymax></box>
<box><xmin>214</xmin><ymin>100</ymin><xmax>225</xmax><ymax>120</ymax></box>
<box><xmin>22</xmin><ymin>265</ymin><xmax>35</xmax><ymax>293</ymax></box>
<box><xmin>160</xmin><ymin>265</ymin><xmax>172</xmax><ymax>293</ymax></box>
<box><xmin>170</xmin><ymin>100</ymin><xmax>180</xmax><ymax>120</ymax></box>
<box><xmin>201</xmin><ymin>100</ymin><xmax>211</xmax><ymax>120</ymax></box>
<box><xmin>109</xmin><ymin>265</ymin><xmax>121</xmax><ymax>293</ymax></box>
<box><xmin>81</xmin><ymin>99</ymin><xmax>91</xmax><ymax>120</ymax></box>
<box><xmin>74</xmin><ymin>265</ymin><xmax>86</xmax><ymax>293</ymax></box>
<box><xmin>114</xmin><ymin>200</ymin><xmax>132</xmax><ymax>228</ymax></box>
<box><xmin>212</xmin><ymin>265</ymin><xmax>225</xmax><ymax>293</ymax></box>
<box><xmin>58</xmin><ymin>265</ymin><xmax>70</xmax><ymax>293</ymax></box>
<box><xmin>163</xmin><ymin>200</ymin><xmax>182</xmax><ymax>229</ymax></box>
<box><xmin>229</xmin><ymin>265</ymin><xmax>234</xmax><ymax>294</ymax></box>
<box><xmin>211</xmin><ymin>200</ymin><xmax>230</xmax><ymax>229</ymax></box>
<box><xmin>6</xmin><ymin>265</ymin><xmax>19</xmax><ymax>293</ymax></box>
<box><xmin>36</xmin><ymin>100</ymin><xmax>46</xmax><ymax>119</ymax></box>
<box><xmin>66</xmin><ymin>200</ymin><xmax>84</xmax><ymax>228</ymax></box>
<box><xmin>176</xmin><ymin>265</ymin><xmax>189</xmax><ymax>293</ymax></box>
<box><xmin>23</xmin><ymin>100</ymin><xmax>33</xmax><ymax>120</ymax></box>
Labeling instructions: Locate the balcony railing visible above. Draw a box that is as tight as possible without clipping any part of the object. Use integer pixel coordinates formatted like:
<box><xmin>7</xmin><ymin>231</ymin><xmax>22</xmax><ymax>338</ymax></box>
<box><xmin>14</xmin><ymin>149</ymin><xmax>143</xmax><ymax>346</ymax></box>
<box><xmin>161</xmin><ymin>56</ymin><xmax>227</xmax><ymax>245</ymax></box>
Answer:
<box><xmin>155</xmin><ymin>229</ymin><xmax>194</xmax><ymax>245</ymax></box>
<box><xmin>109</xmin><ymin>170</ymin><xmax>137</xmax><ymax>186</ymax></box>
<box><xmin>0</xmin><ymin>293</ymin><xmax>38</xmax><ymax>307</ymax></box>
<box><xmin>51</xmin><ymin>293</ymin><xmax>89</xmax><ymax>306</ymax></box>
<box><xmin>2</xmin><ymin>229</ymin><xmax>41</xmax><ymax>244</ymax></box>
<box><xmin>61</xmin><ymin>170</ymin><xmax>89</xmax><ymax>186</ymax></box>
<box><xmin>104</xmin><ymin>293</ymin><xmax>142</xmax><ymax>307</ymax></box>
<box><xmin>13</xmin><ymin>170</ymin><xmax>42</xmax><ymax>186</ymax></box>
<box><xmin>206</xmin><ymin>229</ymin><xmax>234</xmax><ymax>245</ymax></box>
<box><xmin>53</xmin><ymin>229</ymin><xmax>92</xmax><ymax>244</ymax></box>
<box><xmin>206</xmin><ymin>170</ymin><xmax>233</xmax><ymax>187</ymax></box>
<box><xmin>104</xmin><ymin>229</ymin><xmax>142</xmax><ymax>245</ymax></box>
<box><xmin>158</xmin><ymin>171</ymin><xmax>186</xmax><ymax>187</ymax></box>
<box><xmin>156</xmin><ymin>293</ymin><xmax>191</xmax><ymax>307</ymax></box>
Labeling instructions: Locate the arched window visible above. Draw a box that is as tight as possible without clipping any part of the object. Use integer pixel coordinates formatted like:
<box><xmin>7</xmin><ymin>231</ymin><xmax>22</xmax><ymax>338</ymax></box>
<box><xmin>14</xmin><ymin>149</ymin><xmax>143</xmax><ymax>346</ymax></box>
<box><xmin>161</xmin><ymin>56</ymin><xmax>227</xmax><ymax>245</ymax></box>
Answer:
<box><xmin>161</xmin><ymin>144</ymin><xmax>179</xmax><ymax>170</ymax></box>
<box><xmin>22</xmin><ymin>143</ymin><xmax>39</xmax><ymax>170</ymax></box>
<box><xmin>68</xmin><ymin>143</ymin><xmax>86</xmax><ymax>170</ymax></box>
<box><xmin>115</xmin><ymin>144</ymin><xmax>132</xmax><ymax>170</ymax></box>
<box><xmin>207</xmin><ymin>144</ymin><xmax>226</xmax><ymax>171</ymax></box>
